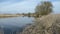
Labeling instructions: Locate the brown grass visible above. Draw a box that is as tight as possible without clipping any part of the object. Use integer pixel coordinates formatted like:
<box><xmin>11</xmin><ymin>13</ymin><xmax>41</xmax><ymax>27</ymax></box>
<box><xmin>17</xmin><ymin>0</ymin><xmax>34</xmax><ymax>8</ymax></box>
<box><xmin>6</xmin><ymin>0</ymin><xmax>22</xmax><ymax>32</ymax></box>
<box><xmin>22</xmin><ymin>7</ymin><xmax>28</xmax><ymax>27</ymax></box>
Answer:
<box><xmin>0</xmin><ymin>14</ymin><xmax>21</xmax><ymax>18</ymax></box>
<box><xmin>21</xmin><ymin>14</ymin><xmax>60</xmax><ymax>34</ymax></box>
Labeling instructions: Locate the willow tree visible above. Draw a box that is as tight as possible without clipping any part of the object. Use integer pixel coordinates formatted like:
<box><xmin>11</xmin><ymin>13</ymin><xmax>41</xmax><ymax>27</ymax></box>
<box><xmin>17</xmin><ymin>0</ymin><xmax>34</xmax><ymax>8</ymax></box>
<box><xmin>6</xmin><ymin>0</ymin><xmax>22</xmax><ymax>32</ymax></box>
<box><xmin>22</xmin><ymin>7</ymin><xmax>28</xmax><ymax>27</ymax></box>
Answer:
<box><xmin>35</xmin><ymin>1</ymin><xmax>53</xmax><ymax>16</ymax></box>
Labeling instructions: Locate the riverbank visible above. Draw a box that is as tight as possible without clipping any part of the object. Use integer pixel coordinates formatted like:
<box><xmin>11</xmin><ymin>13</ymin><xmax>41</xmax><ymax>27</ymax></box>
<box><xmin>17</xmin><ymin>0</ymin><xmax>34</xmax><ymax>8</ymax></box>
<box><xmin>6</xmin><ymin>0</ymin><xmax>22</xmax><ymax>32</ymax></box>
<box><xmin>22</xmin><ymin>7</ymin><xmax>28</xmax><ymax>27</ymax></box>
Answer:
<box><xmin>0</xmin><ymin>14</ymin><xmax>22</xmax><ymax>18</ymax></box>
<box><xmin>21</xmin><ymin>14</ymin><xmax>60</xmax><ymax>34</ymax></box>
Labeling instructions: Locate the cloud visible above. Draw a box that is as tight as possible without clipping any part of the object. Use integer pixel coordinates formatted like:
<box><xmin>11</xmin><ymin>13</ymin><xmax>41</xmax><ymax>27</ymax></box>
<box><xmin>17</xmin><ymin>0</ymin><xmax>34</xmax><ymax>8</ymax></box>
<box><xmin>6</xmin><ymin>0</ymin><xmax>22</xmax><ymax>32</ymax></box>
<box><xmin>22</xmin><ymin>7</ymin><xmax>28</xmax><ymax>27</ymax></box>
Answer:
<box><xmin>0</xmin><ymin>0</ymin><xmax>60</xmax><ymax>14</ymax></box>
<box><xmin>52</xmin><ymin>1</ymin><xmax>60</xmax><ymax>14</ymax></box>
<box><xmin>0</xmin><ymin>0</ymin><xmax>41</xmax><ymax>13</ymax></box>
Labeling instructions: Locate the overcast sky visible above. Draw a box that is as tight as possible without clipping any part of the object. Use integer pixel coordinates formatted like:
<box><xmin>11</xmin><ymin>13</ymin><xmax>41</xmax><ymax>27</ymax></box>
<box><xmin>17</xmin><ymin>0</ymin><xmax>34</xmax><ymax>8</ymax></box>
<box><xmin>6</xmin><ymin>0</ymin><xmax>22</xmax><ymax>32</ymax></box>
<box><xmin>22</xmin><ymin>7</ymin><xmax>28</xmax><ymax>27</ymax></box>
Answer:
<box><xmin>0</xmin><ymin>0</ymin><xmax>60</xmax><ymax>14</ymax></box>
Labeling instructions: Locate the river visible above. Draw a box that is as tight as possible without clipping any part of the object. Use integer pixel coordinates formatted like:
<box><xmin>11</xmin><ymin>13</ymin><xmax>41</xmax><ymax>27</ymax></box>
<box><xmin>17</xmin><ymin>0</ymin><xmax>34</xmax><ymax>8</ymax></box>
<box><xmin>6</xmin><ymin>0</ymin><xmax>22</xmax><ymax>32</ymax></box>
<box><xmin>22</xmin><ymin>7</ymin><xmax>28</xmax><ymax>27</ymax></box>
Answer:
<box><xmin>0</xmin><ymin>16</ymin><xmax>35</xmax><ymax>34</ymax></box>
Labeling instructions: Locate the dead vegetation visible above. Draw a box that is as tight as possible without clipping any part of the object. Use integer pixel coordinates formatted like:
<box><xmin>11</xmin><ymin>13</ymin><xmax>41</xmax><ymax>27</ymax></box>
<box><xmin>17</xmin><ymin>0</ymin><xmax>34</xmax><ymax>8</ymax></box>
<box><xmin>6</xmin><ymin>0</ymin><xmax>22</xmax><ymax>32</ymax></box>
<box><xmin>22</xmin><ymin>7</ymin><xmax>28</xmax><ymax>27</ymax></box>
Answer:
<box><xmin>21</xmin><ymin>14</ymin><xmax>60</xmax><ymax>34</ymax></box>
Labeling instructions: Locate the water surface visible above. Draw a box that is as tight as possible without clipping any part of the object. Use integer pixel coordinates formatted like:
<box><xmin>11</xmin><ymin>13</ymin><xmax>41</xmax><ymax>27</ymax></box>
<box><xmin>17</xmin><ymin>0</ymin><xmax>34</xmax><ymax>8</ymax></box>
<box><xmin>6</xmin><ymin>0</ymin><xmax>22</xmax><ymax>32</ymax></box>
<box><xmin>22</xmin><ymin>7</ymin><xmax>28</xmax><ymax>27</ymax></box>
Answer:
<box><xmin>0</xmin><ymin>16</ymin><xmax>35</xmax><ymax>34</ymax></box>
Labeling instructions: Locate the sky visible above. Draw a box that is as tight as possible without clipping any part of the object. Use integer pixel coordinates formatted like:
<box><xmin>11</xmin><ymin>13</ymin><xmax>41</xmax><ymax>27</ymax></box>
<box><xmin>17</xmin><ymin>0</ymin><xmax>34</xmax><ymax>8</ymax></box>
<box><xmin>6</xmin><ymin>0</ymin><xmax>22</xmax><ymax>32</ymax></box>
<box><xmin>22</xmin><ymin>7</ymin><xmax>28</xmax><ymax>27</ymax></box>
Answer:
<box><xmin>0</xmin><ymin>0</ymin><xmax>60</xmax><ymax>14</ymax></box>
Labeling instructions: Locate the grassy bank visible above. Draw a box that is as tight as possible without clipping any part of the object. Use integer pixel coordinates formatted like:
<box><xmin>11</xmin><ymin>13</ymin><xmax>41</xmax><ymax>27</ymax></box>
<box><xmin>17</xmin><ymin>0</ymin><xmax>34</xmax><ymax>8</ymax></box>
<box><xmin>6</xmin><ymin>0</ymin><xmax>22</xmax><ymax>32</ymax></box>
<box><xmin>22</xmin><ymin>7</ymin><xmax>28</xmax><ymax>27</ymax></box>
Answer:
<box><xmin>21</xmin><ymin>14</ymin><xmax>60</xmax><ymax>34</ymax></box>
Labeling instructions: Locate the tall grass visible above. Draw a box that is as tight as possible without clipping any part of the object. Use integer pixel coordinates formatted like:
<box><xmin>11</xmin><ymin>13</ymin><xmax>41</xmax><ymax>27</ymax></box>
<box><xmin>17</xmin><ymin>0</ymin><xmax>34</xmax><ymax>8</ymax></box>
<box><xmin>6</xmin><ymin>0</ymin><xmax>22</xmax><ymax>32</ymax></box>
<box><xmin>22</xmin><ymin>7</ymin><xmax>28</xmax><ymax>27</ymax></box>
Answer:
<box><xmin>21</xmin><ymin>14</ymin><xmax>60</xmax><ymax>34</ymax></box>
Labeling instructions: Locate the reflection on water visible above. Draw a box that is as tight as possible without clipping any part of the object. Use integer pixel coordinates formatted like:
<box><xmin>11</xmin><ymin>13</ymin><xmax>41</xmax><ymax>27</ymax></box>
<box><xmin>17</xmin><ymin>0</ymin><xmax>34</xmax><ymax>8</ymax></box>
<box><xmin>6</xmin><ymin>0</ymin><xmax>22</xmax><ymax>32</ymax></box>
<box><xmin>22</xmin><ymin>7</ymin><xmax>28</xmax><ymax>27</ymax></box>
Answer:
<box><xmin>0</xmin><ymin>16</ymin><xmax>35</xmax><ymax>34</ymax></box>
